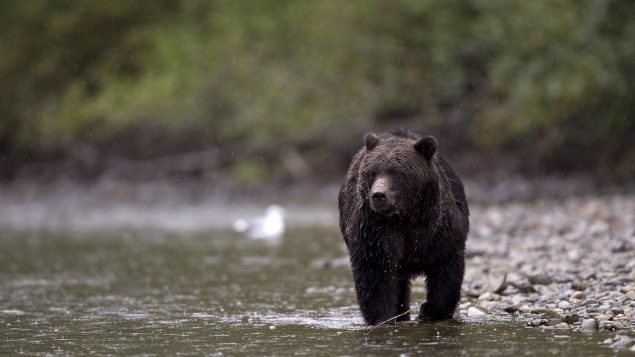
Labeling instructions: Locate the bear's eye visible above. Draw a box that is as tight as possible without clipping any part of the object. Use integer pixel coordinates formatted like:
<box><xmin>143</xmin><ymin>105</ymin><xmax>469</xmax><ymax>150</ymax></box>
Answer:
<box><xmin>387</xmin><ymin>169</ymin><xmax>405</xmax><ymax>183</ymax></box>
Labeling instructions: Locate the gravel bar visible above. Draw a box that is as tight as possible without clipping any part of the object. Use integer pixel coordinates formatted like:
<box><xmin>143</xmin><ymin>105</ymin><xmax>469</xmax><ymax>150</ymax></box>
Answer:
<box><xmin>460</xmin><ymin>195</ymin><xmax>635</xmax><ymax>351</ymax></box>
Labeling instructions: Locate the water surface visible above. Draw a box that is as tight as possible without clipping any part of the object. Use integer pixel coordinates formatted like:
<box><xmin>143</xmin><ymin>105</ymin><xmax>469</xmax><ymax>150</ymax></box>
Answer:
<box><xmin>0</xmin><ymin>227</ymin><xmax>613</xmax><ymax>355</ymax></box>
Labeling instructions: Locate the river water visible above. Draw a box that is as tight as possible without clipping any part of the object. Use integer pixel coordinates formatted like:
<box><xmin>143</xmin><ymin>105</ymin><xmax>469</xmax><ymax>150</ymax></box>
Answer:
<box><xmin>0</xmin><ymin>219</ymin><xmax>615</xmax><ymax>355</ymax></box>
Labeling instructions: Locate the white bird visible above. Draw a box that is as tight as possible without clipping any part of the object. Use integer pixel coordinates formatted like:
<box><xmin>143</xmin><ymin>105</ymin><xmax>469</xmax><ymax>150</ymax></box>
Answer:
<box><xmin>233</xmin><ymin>205</ymin><xmax>286</xmax><ymax>242</ymax></box>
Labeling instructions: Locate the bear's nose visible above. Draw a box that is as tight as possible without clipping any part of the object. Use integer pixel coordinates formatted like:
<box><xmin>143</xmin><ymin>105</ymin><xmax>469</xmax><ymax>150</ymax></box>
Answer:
<box><xmin>372</xmin><ymin>190</ymin><xmax>387</xmax><ymax>203</ymax></box>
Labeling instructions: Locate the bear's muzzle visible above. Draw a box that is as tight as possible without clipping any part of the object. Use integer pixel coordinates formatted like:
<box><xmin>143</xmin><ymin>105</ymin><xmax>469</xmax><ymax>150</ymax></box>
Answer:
<box><xmin>370</xmin><ymin>176</ymin><xmax>398</xmax><ymax>215</ymax></box>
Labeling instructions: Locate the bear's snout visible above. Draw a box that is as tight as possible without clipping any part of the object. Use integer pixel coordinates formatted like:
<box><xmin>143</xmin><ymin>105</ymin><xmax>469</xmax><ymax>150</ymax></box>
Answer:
<box><xmin>371</xmin><ymin>189</ymin><xmax>386</xmax><ymax>203</ymax></box>
<box><xmin>370</xmin><ymin>176</ymin><xmax>397</xmax><ymax>215</ymax></box>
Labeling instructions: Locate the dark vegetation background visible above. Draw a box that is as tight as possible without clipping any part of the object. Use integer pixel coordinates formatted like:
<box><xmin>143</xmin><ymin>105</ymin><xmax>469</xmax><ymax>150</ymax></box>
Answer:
<box><xmin>1</xmin><ymin>1</ymin><xmax>634</xmax><ymax>186</ymax></box>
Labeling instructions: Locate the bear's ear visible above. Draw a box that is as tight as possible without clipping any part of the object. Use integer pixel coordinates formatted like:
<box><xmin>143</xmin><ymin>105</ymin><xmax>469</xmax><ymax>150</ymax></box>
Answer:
<box><xmin>364</xmin><ymin>133</ymin><xmax>379</xmax><ymax>151</ymax></box>
<box><xmin>414</xmin><ymin>136</ymin><xmax>437</xmax><ymax>160</ymax></box>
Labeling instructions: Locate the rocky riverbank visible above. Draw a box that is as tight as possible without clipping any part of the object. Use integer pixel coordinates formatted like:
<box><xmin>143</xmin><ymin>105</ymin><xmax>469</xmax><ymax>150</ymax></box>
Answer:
<box><xmin>459</xmin><ymin>195</ymin><xmax>635</xmax><ymax>351</ymax></box>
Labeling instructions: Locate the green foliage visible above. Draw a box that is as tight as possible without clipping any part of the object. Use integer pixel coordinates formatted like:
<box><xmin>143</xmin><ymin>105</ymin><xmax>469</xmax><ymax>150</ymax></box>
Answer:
<box><xmin>230</xmin><ymin>159</ymin><xmax>267</xmax><ymax>186</ymax></box>
<box><xmin>1</xmin><ymin>0</ymin><xmax>634</xmax><ymax>176</ymax></box>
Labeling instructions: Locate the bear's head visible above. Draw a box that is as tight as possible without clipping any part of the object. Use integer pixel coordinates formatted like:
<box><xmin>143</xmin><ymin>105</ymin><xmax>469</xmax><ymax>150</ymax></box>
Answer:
<box><xmin>358</xmin><ymin>130</ymin><xmax>439</xmax><ymax>217</ymax></box>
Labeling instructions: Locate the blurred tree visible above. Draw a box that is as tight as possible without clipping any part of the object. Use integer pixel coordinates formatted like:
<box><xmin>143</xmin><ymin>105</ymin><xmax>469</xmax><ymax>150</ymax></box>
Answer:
<box><xmin>0</xmin><ymin>0</ymin><xmax>178</xmax><ymax>157</ymax></box>
<box><xmin>0</xmin><ymin>0</ymin><xmax>633</xmax><ymax>180</ymax></box>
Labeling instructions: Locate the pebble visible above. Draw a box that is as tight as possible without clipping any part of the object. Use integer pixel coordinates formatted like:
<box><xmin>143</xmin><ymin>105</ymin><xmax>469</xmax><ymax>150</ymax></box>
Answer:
<box><xmin>460</xmin><ymin>196</ymin><xmax>635</xmax><ymax>353</ymax></box>
<box><xmin>599</xmin><ymin>321</ymin><xmax>614</xmax><ymax>330</ymax></box>
<box><xmin>541</xmin><ymin>310</ymin><xmax>562</xmax><ymax>318</ymax></box>
<box><xmin>571</xmin><ymin>281</ymin><xmax>588</xmax><ymax>291</ymax></box>
<box><xmin>503</xmin><ymin>304</ymin><xmax>519</xmax><ymax>313</ymax></box>
<box><xmin>548</xmin><ymin>318</ymin><xmax>563</xmax><ymax>326</ymax></box>
<box><xmin>580</xmin><ymin>318</ymin><xmax>597</xmax><ymax>331</ymax></box>
<box><xmin>611</xmin><ymin>308</ymin><xmax>624</xmax><ymax>315</ymax></box>
<box><xmin>581</xmin><ymin>298</ymin><xmax>599</xmax><ymax>306</ymax></box>
<box><xmin>467</xmin><ymin>306</ymin><xmax>487</xmax><ymax>317</ymax></box>
<box><xmin>609</xmin><ymin>336</ymin><xmax>633</xmax><ymax>349</ymax></box>
<box><xmin>528</xmin><ymin>319</ymin><xmax>547</xmax><ymax>327</ymax></box>
<box><xmin>611</xmin><ymin>241</ymin><xmax>632</xmax><ymax>253</ymax></box>
<box><xmin>562</xmin><ymin>314</ymin><xmax>579</xmax><ymax>324</ymax></box>
<box><xmin>511</xmin><ymin>295</ymin><xmax>527</xmax><ymax>305</ymax></box>
<box><xmin>528</xmin><ymin>274</ymin><xmax>552</xmax><ymax>285</ymax></box>
<box><xmin>612</xmin><ymin>320</ymin><xmax>631</xmax><ymax>330</ymax></box>
<box><xmin>554</xmin><ymin>322</ymin><xmax>569</xmax><ymax>329</ymax></box>
<box><xmin>520</xmin><ymin>306</ymin><xmax>549</xmax><ymax>314</ymax></box>
<box><xmin>596</xmin><ymin>315</ymin><xmax>610</xmax><ymax>323</ymax></box>
<box><xmin>570</xmin><ymin>291</ymin><xmax>586</xmax><ymax>300</ymax></box>
<box><xmin>478</xmin><ymin>292</ymin><xmax>501</xmax><ymax>301</ymax></box>
<box><xmin>581</xmin><ymin>272</ymin><xmax>597</xmax><ymax>280</ymax></box>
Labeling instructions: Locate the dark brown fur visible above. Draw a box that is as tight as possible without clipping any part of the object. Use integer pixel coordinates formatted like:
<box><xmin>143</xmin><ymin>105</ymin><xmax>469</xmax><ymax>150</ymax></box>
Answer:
<box><xmin>338</xmin><ymin>129</ymin><xmax>469</xmax><ymax>325</ymax></box>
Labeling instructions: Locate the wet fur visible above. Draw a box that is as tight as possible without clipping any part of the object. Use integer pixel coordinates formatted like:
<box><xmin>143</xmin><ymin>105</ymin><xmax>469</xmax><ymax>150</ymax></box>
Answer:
<box><xmin>338</xmin><ymin>129</ymin><xmax>469</xmax><ymax>325</ymax></box>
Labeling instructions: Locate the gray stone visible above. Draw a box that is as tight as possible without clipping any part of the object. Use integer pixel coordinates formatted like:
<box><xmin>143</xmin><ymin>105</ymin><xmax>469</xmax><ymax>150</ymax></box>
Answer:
<box><xmin>609</xmin><ymin>336</ymin><xmax>633</xmax><ymax>349</ymax></box>
<box><xmin>599</xmin><ymin>321</ymin><xmax>614</xmax><ymax>330</ymax></box>
<box><xmin>597</xmin><ymin>305</ymin><xmax>610</xmax><ymax>313</ymax></box>
<box><xmin>611</xmin><ymin>241</ymin><xmax>632</xmax><ymax>253</ymax></box>
<box><xmin>548</xmin><ymin>318</ymin><xmax>563</xmax><ymax>326</ymax></box>
<box><xmin>612</xmin><ymin>300</ymin><xmax>624</xmax><ymax>307</ymax></box>
<box><xmin>467</xmin><ymin>306</ymin><xmax>487</xmax><ymax>317</ymax></box>
<box><xmin>528</xmin><ymin>319</ymin><xmax>547</xmax><ymax>327</ymax></box>
<box><xmin>613</xmin><ymin>320</ymin><xmax>632</xmax><ymax>330</ymax></box>
<box><xmin>562</xmin><ymin>314</ymin><xmax>580</xmax><ymax>324</ymax></box>
<box><xmin>539</xmin><ymin>310</ymin><xmax>563</xmax><ymax>319</ymax></box>
<box><xmin>596</xmin><ymin>315</ymin><xmax>610</xmax><ymax>323</ymax></box>
<box><xmin>528</xmin><ymin>274</ymin><xmax>552</xmax><ymax>285</ymax></box>
<box><xmin>520</xmin><ymin>306</ymin><xmax>549</xmax><ymax>314</ymax></box>
<box><xmin>611</xmin><ymin>308</ymin><xmax>625</xmax><ymax>315</ymax></box>
<box><xmin>582</xmin><ymin>272</ymin><xmax>597</xmax><ymax>280</ymax></box>
<box><xmin>570</xmin><ymin>291</ymin><xmax>586</xmax><ymax>300</ymax></box>
<box><xmin>503</xmin><ymin>304</ymin><xmax>519</xmax><ymax>313</ymax></box>
<box><xmin>580</xmin><ymin>318</ymin><xmax>598</xmax><ymax>331</ymax></box>
<box><xmin>571</xmin><ymin>281</ymin><xmax>588</xmax><ymax>291</ymax></box>
<box><xmin>581</xmin><ymin>298</ymin><xmax>599</xmax><ymax>306</ymax></box>
<box><xmin>478</xmin><ymin>292</ymin><xmax>501</xmax><ymax>301</ymax></box>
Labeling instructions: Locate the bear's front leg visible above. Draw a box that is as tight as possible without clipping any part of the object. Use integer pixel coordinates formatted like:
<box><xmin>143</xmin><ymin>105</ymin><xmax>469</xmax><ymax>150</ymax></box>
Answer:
<box><xmin>352</xmin><ymin>264</ymin><xmax>398</xmax><ymax>325</ymax></box>
<box><xmin>395</xmin><ymin>277</ymin><xmax>411</xmax><ymax>321</ymax></box>
<box><xmin>418</xmin><ymin>256</ymin><xmax>464</xmax><ymax>321</ymax></box>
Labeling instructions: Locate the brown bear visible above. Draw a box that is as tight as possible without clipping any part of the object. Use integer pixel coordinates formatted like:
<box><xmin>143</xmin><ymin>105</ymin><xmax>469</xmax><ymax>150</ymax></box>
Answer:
<box><xmin>338</xmin><ymin>129</ymin><xmax>469</xmax><ymax>325</ymax></box>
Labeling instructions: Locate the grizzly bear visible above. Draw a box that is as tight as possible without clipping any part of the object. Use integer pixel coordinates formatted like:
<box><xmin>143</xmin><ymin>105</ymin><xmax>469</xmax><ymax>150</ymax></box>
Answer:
<box><xmin>338</xmin><ymin>129</ymin><xmax>469</xmax><ymax>325</ymax></box>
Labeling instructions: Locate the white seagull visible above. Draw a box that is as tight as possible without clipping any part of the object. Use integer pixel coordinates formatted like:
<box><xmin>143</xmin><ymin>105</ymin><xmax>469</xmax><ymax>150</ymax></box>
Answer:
<box><xmin>233</xmin><ymin>205</ymin><xmax>286</xmax><ymax>242</ymax></box>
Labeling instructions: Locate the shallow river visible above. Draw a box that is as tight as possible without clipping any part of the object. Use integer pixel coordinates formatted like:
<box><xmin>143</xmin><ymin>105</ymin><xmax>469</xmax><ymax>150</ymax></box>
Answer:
<box><xmin>0</xmin><ymin>226</ymin><xmax>614</xmax><ymax>355</ymax></box>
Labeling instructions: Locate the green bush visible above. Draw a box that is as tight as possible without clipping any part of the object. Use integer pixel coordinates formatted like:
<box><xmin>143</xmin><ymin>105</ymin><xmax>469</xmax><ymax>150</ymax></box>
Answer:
<box><xmin>1</xmin><ymin>0</ymin><xmax>634</xmax><ymax>178</ymax></box>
